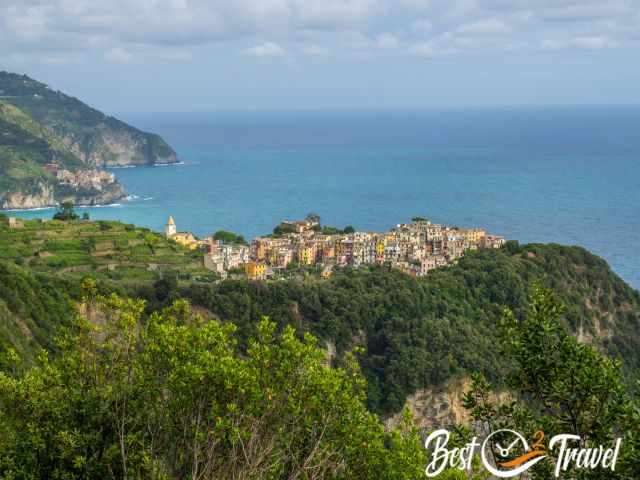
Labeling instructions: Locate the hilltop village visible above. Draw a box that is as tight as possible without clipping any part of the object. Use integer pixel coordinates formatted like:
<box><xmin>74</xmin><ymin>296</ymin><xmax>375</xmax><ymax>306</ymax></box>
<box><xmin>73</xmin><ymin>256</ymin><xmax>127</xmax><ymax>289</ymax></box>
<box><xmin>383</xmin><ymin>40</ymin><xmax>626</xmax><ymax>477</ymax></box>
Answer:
<box><xmin>164</xmin><ymin>215</ymin><xmax>506</xmax><ymax>280</ymax></box>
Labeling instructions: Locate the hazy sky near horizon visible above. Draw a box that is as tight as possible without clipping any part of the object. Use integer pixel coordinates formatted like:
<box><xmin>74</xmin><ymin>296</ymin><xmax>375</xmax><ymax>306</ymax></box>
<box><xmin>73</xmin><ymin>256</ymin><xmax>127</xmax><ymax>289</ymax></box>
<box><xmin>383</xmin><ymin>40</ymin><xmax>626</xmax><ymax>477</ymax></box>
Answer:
<box><xmin>2</xmin><ymin>0</ymin><xmax>640</xmax><ymax>113</ymax></box>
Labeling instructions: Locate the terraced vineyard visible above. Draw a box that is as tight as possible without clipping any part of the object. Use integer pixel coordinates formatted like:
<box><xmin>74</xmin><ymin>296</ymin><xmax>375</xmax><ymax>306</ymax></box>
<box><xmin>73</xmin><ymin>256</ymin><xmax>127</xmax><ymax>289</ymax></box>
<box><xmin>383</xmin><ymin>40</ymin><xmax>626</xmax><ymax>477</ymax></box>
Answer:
<box><xmin>0</xmin><ymin>216</ymin><xmax>213</xmax><ymax>283</ymax></box>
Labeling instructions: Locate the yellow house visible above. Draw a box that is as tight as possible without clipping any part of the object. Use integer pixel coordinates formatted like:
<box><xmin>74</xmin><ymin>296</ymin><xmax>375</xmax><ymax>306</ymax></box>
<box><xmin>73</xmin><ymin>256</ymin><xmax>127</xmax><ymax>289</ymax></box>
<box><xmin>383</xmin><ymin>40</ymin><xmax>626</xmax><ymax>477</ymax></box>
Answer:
<box><xmin>245</xmin><ymin>261</ymin><xmax>266</xmax><ymax>280</ymax></box>
<box><xmin>462</xmin><ymin>228</ymin><xmax>486</xmax><ymax>245</ymax></box>
<box><xmin>172</xmin><ymin>232</ymin><xmax>199</xmax><ymax>250</ymax></box>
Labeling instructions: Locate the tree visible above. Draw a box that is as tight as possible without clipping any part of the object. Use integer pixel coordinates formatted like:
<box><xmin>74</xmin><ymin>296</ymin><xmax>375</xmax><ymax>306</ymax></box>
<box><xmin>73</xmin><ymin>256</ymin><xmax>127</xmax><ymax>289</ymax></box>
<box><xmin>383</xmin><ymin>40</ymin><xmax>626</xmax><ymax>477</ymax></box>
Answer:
<box><xmin>306</xmin><ymin>212</ymin><xmax>321</xmax><ymax>224</ymax></box>
<box><xmin>463</xmin><ymin>285</ymin><xmax>640</xmax><ymax>479</ymax></box>
<box><xmin>53</xmin><ymin>201</ymin><xmax>78</xmax><ymax>221</ymax></box>
<box><xmin>80</xmin><ymin>238</ymin><xmax>96</xmax><ymax>253</ymax></box>
<box><xmin>98</xmin><ymin>221</ymin><xmax>112</xmax><ymax>231</ymax></box>
<box><xmin>153</xmin><ymin>271</ymin><xmax>178</xmax><ymax>302</ymax></box>
<box><xmin>0</xmin><ymin>294</ymin><xmax>426</xmax><ymax>479</ymax></box>
<box><xmin>343</xmin><ymin>225</ymin><xmax>355</xmax><ymax>234</ymax></box>
<box><xmin>82</xmin><ymin>212</ymin><xmax>90</xmax><ymax>221</ymax></box>
<box><xmin>213</xmin><ymin>230</ymin><xmax>244</xmax><ymax>244</ymax></box>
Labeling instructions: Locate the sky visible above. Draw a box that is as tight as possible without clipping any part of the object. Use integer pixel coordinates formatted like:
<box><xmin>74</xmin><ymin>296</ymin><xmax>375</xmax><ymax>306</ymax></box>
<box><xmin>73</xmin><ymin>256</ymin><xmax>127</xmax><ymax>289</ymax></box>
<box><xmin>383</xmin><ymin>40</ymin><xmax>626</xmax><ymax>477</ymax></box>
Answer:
<box><xmin>1</xmin><ymin>0</ymin><xmax>640</xmax><ymax>113</ymax></box>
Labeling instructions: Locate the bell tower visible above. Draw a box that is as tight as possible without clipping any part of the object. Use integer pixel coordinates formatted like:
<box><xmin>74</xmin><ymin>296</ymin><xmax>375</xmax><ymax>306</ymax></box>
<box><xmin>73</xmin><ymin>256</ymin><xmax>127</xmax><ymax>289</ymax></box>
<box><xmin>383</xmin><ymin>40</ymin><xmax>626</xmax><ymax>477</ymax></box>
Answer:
<box><xmin>165</xmin><ymin>216</ymin><xmax>176</xmax><ymax>237</ymax></box>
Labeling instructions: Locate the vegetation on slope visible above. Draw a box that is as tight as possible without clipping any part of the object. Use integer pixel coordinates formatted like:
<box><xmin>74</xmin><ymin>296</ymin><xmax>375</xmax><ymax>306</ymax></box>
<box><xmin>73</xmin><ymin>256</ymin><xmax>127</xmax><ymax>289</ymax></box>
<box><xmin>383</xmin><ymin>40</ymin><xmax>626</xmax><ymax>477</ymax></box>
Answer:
<box><xmin>1</xmin><ymin>217</ymin><xmax>638</xmax><ymax>421</ymax></box>
<box><xmin>0</xmin><ymin>100</ymin><xmax>82</xmax><ymax>195</ymax></box>
<box><xmin>0</xmin><ymin>216</ymin><xmax>214</xmax><ymax>362</ymax></box>
<box><xmin>0</xmin><ymin>261</ymin><xmax>78</xmax><ymax>366</ymax></box>
<box><xmin>0</xmin><ymin>217</ymin><xmax>213</xmax><ymax>283</ymax></box>
<box><xmin>0</xmin><ymin>285</ymin><xmax>638</xmax><ymax>479</ymax></box>
<box><xmin>0</xmin><ymin>294</ymin><xmax>426</xmax><ymax>480</ymax></box>
<box><xmin>145</xmin><ymin>242</ymin><xmax>640</xmax><ymax>414</ymax></box>
<box><xmin>0</xmin><ymin>71</ymin><xmax>176</xmax><ymax>166</ymax></box>
<box><xmin>463</xmin><ymin>286</ymin><xmax>640</xmax><ymax>479</ymax></box>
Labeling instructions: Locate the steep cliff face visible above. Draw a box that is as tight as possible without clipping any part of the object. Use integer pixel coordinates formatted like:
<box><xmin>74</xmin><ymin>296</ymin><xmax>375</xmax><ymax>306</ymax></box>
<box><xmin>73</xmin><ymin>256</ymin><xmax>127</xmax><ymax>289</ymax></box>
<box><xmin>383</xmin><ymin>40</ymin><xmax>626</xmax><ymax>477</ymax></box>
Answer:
<box><xmin>0</xmin><ymin>183</ymin><xmax>56</xmax><ymax>210</ymax></box>
<box><xmin>0</xmin><ymin>71</ymin><xmax>178</xmax><ymax>167</ymax></box>
<box><xmin>0</xmin><ymin>170</ymin><xmax>125</xmax><ymax>210</ymax></box>
<box><xmin>0</xmin><ymin>71</ymin><xmax>177</xmax><ymax>209</ymax></box>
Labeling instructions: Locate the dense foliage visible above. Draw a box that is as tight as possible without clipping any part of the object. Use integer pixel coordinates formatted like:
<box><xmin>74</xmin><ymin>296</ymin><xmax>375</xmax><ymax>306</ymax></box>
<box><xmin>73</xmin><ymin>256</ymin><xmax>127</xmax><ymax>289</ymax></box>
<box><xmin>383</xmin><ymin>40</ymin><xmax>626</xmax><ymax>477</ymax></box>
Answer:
<box><xmin>0</xmin><ymin>261</ymin><xmax>78</xmax><ymax>365</ymax></box>
<box><xmin>52</xmin><ymin>202</ymin><xmax>80</xmax><ymax>221</ymax></box>
<box><xmin>0</xmin><ymin>294</ymin><xmax>426</xmax><ymax>479</ymax></box>
<box><xmin>141</xmin><ymin>243</ymin><xmax>640</xmax><ymax>414</ymax></box>
<box><xmin>213</xmin><ymin>230</ymin><xmax>248</xmax><ymax>245</ymax></box>
<box><xmin>0</xmin><ymin>215</ymin><xmax>639</xmax><ymax>478</ymax></box>
<box><xmin>463</xmin><ymin>286</ymin><xmax>640</xmax><ymax>479</ymax></box>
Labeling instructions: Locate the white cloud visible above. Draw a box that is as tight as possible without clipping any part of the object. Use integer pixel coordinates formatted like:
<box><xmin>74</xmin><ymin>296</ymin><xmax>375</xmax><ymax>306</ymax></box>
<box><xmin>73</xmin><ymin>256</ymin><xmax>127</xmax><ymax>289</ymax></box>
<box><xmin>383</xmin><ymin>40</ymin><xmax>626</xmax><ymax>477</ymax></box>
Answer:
<box><xmin>374</xmin><ymin>33</ymin><xmax>400</xmax><ymax>48</ymax></box>
<box><xmin>0</xmin><ymin>0</ymin><xmax>637</xmax><ymax>64</ymax></box>
<box><xmin>543</xmin><ymin>36</ymin><xmax>619</xmax><ymax>50</ymax></box>
<box><xmin>301</xmin><ymin>44</ymin><xmax>330</xmax><ymax>56</ymax></box>
<box><xmin>411</xmin><ymin>18</ymin><xmax>434</xmax><ymax>33</ymax></box>
<box><xmin>105</xmin><ymin>47</ymin><xmax>133</xmax><ymax>63</ymax></box>
<box><xmin>293</xmin><ymin>0</ymin><xmax>379</xmax><ymax>28</ymax></box>
<box><xmin>41</xmin><ymin>53</ymin><xmax>82</xmax><ymax>66</ymax></box>
<box><xmin>410</xmin><ymin>40</ymin><xmax>460</xmax><ymax>58</ymax></box>
<box><xmin>243</xmin><ymin>41</ymin><xmax>286</xmax><ymax>57</ymax></box>
<box><xmin>455</xmin><ymin>18</ymin><xmax>512</xmax><ymax>35</ymax></box>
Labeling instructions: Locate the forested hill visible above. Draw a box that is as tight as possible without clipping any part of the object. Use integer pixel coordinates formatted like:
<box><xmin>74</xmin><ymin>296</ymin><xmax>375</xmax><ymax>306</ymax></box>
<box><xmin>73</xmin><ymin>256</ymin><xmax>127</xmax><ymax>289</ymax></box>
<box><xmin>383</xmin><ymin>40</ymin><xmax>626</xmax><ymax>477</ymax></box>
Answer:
<box><xmin>173</xmin><ymin>242</ymin><xmax>640</xmax><ymax>414</ymax></box>
<box><xmin>1</xmin><ymin>239</ymin><xmax>639</xmax><ymax>416</ymax></box>
<box><xmin>0</xmin><ymin>261</ymin><xmax>79</xmax><ymax>365</ymax></box>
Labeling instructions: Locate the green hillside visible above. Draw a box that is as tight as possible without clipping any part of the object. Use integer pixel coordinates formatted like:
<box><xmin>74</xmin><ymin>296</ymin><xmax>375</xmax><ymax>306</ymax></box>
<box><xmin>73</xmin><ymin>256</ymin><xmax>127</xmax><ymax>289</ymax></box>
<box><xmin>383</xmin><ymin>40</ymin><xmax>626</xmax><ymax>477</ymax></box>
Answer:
<box><xmin>0</xmin><ymin>261</ymin><xmax>78</xmax><ymax>365</ymax></box>
<box><xmin>0</xmin><ymin>216</ymin><xmax>216</xmax><ymax>362</ymax></box>
<box><xmin>0</xmin><ymin>71</ymin><xmax>179</xmax><ymax>209</ymax></box>
<box><xmin>1</xmin><ymin>219</ymin><xmax>639</xmax><ymax>478</ymax></box>
<box><xmin>0</xmin><ymin>100</ymin><xmax>82</xmax><ymax>195</ymax></box>
<box><xmin>1</xmin><ymin>219</ymin><xmax>638</xmax><ymax>416</ymax></box>
<box><xmin>0</xmin><ymin>71</ymin><xmax>176</xmax><ymax>166</ymax></box>
<box><xmin>0</xmin><ymin>216</ymin><xmax>212</xmax><ymax>282</ymax></box>
<box><xmin>174</xmin><ymin>242</ymin><xmax>640</xmax><ymax>414</ymax></box>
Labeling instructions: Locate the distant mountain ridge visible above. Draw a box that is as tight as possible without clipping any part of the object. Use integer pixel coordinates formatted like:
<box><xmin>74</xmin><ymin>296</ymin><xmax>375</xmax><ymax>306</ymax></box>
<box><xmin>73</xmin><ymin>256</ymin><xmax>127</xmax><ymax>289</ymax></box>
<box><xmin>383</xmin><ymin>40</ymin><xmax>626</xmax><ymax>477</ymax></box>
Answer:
<box><xmin>0</xmin><ymin>71</ymin><xmax>178</xmax><ymax>209</ymax></box>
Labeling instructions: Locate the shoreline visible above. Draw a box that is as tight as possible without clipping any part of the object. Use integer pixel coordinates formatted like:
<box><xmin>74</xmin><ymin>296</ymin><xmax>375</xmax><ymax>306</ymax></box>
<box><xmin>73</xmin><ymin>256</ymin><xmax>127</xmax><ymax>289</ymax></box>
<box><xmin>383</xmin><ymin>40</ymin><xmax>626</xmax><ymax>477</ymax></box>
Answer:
<box><xmin>2</xmin><ymin>200</ymin><xmax>128</xmax><ymax>213</ymax></box>
<box><xmin>106</xmin><ymin>161</ymin><xmax>186</xmax><ymax>170</ymax></box>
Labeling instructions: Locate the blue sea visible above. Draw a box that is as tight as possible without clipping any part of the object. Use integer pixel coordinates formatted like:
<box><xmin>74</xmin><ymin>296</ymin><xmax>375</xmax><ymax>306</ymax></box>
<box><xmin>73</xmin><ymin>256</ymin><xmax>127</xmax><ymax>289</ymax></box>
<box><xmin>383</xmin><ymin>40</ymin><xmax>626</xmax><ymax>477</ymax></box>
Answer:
<box><xmin>13</xmin><ymin>107</ymin><xmax>640</xmax><ymax>289</ymax></box>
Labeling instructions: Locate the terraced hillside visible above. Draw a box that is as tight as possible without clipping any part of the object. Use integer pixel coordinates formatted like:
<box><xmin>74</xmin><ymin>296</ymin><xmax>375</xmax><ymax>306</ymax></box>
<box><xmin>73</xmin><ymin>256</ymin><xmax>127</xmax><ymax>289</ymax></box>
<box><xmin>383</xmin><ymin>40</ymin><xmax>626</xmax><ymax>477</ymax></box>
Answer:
<box><xmin>0</xmin><ymin>216</ymin><xmax>212</xmax><ymax>284</ymax></box>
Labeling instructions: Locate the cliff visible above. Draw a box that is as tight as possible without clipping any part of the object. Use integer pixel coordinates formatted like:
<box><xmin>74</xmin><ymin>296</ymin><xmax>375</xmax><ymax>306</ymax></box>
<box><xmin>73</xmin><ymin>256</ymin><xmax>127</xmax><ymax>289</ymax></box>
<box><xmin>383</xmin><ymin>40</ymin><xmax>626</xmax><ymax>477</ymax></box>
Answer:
<box><xmin>0</xmin><ymin>100</ymin><xmax>125</xmax><ymax>209</ymax></box>
<box><xmin>0</xmin><ymin>71</ymin><xmax>177</xmax><ymax>167</ymax></box>
<box><xmin>0</xmin><ymin>71</ymin><xmax>176</xmax><ymax>209</ymax></box>
<box><xmin>0</xmin><ymin>169</ymin><xmax>125</xmax><ymax>210</ymax></box>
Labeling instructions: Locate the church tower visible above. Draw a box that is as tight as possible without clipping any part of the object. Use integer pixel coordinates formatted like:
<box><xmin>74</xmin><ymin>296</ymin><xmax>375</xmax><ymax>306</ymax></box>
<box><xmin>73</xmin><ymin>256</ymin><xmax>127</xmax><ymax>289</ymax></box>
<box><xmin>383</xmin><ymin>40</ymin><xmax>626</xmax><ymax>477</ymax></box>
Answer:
<box><xmin>165</xmin><ymin>216</ymin><xmax>176</xmax><ymax>237</ymax></box>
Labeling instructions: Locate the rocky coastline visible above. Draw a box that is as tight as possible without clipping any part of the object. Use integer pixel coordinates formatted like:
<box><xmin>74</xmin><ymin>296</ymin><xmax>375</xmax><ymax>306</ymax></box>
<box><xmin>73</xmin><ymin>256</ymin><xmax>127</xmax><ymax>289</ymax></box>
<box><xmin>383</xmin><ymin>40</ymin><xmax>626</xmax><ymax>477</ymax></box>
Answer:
<box><xmin>0</xmin><ymin>168</ymin><xmax>126</xmax><ymax>210</ymax></box>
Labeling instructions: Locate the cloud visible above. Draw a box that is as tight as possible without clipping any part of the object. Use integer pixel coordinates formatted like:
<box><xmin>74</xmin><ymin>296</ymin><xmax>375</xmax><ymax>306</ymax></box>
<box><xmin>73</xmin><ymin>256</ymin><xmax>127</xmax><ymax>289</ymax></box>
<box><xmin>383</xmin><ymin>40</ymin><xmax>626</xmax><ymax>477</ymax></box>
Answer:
<box><xmin>374</xmin><ymin>33</ymin><xmax>400</xmax><ymax>48</ymax></box>
<box><xmin>0</xmin><ymin>0</ymin><xmax>637</xmax><ymax>65</ymax></box>
<box><xmin>410</xmin><ymin>40</ymin><xmax>460</xmax><ymax>58</ymax></box>
<box><xmin>410</xmin><ymin>18</ymin><xmax>434</xmax><ymax>33</ymax></box>
<box><xmin>243</xmin><ymin>42</ymin><xmax>286</xmax><ymax>57</ymax></box>
<box><xmin>105</xmin><ymin>47</ymin><xmax>133</xmax><ymax>63</ymax></box>
<box><xmin>293</xmin><ymin>0</ymin><xmax>379</xmax><ymax>28</ymax></box>
<box><xmin>455</xmin><ymin>18</ymin><xmax>512</xmax><ymax>35</ymax></box>
<box><xmin>301</xmin><ymin>44</ymin><xmax>330</xmax><ymax>56</ymax></box>
<box><xmin>542</xmin><ymin>36</ymin><xmax>619</xmax><ymax>50</ymax></box>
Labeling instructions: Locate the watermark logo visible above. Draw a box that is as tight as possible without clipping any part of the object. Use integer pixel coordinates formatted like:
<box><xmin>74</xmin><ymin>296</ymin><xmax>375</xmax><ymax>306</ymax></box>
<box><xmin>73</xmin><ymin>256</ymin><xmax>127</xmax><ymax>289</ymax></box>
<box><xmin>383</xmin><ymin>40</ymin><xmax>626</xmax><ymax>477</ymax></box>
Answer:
<box><xmin>480</xmin><ymin>429</ymin><xmax>546</xmax><ymax>478</ymax></box>
<box><xmin>425</xmin><ymin>429</ymin><xmax>622</xmax><ymax>478</ymax></box>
